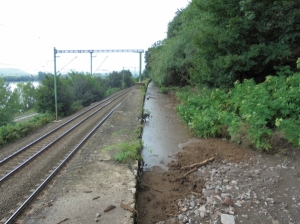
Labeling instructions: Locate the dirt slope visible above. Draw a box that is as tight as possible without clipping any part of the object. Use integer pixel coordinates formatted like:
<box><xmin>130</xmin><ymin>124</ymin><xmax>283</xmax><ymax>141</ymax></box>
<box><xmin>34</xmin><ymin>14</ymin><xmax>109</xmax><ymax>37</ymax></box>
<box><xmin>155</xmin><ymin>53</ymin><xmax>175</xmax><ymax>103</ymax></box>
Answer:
<box><xmin>137</xmin><ymin>83</ymin><xmax>300</xmax><ymax>224</ymax></box>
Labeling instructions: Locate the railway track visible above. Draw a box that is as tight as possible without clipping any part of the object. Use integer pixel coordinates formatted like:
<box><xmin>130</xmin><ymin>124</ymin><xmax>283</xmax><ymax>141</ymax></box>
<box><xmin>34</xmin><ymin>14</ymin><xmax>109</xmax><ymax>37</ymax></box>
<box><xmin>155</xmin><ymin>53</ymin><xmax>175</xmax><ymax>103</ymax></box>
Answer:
<box><xmin>0</xmin><ymin>88</ymin><xmax>133</xmax><ymax>223</ymax></box>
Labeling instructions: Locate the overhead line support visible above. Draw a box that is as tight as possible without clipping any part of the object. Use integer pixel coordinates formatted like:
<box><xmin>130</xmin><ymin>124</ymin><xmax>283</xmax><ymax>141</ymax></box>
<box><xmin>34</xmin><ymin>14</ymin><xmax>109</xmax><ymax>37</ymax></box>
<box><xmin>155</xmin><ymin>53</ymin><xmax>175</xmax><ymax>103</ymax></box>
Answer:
<box><xmin>53</xmin><ymin>48</ymin><xmax>144</xmax><ymax>121</ymax></box>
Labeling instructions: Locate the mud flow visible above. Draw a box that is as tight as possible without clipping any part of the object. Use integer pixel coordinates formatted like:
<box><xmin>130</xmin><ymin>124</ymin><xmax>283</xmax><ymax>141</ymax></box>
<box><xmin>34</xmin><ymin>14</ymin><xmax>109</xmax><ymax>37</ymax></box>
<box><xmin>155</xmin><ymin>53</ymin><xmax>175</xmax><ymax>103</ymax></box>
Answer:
<box><xmin>141</xmin><ymin>82</ymin><xmax>191</xmax><ymax>170</ymax></box>
<box><xmin>138</xmin><ymin>82</ymin><xmax>202</xmax><ymax>223</ymax></box>
<box><xmin>137</xmin><ymin>82</ymin><xmax>300</xmax><ymax>224</ymax></box>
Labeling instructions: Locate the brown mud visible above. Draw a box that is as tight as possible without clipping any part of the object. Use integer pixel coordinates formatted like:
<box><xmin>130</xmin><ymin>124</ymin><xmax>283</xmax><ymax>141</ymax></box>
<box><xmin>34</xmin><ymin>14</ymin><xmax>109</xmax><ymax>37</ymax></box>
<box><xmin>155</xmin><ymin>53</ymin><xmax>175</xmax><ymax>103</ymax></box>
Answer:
<box><xmin>137</xmin><ymin>82</ymin><xmax>300</xmax><ymax>224</ymax></box>
<box><xmin>137</xmin><ymin>137</ymin><xmax>256</xmax><ymax>223</ymax></box>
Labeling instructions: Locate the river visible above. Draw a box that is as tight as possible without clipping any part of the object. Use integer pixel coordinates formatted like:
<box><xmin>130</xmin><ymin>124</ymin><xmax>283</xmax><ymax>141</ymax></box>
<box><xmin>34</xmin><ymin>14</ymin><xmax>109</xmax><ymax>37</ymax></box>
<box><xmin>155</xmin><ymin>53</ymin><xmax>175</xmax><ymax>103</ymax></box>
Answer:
<box><xmin>8</xmin><ymin>81</ymin><xmax>40</xmax><ymax>91</ymax></box>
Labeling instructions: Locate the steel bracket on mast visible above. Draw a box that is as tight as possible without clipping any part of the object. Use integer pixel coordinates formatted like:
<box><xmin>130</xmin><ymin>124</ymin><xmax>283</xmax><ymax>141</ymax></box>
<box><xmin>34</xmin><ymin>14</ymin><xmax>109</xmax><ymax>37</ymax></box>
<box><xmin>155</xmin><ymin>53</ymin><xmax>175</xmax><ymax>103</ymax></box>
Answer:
<box><xmin>53</xmin><ymin>47</ymin><xmax>144</xmax><ymax>121</ymax></box>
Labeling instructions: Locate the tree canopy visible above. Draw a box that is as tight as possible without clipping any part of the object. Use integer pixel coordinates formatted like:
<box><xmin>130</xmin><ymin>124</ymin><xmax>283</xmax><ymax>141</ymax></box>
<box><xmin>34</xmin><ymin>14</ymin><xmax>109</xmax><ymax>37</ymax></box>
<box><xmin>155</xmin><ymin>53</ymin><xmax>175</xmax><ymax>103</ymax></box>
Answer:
<box><xmin>0</xmin><ymin>68</ymin><xmax>142</xmax><ymax>126</ymax></box>
<box><xmin>0</xmin><ymin>79</ymin><xmax>20</xmax><ymax>126</ymax></box>
<box><xmin>145</xmin><ymin>0</ymin><xmax>300</xmax><ymax>88</ymax></box>
<box><xmin>34</xmin><ymin>70</ymin><xmax>135</xmax><ymax>118</ymax></box>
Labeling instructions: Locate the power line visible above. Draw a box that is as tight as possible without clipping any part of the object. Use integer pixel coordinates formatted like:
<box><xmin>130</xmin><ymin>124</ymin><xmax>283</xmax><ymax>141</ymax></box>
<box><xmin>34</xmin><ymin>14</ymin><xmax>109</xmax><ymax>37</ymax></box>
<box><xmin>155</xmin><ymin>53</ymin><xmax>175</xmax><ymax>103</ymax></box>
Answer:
<box><xmin>56</xmin><ymin>49</ymin><xmax>144</xmax><ymax>53</ymax></box>
<box><xmin>93</xmin><ymin>56</ymin><xmax>108</xmax><ymax>75</ymax></box>
<box><xmin>57</xmin><ymin>56</ymin><xmax>78</xmax><ymax>73</ymax></box>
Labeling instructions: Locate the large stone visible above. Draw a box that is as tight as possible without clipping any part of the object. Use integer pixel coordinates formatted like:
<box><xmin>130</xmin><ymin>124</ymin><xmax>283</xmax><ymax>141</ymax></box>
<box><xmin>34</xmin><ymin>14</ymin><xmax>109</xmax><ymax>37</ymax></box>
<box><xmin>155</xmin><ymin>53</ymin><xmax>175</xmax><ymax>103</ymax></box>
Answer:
<box><xmin>221</xmin><ymin>214</ymin><xmax>235</xmax><ymax>224</ymax></box>
<box><xmin>231</xmin><ymin>180</ymin><xmax>238</xmax><ymax>185</ymax></box>
<box><xmin>190</xmin><ymin>200</ymin><xmax>196</xmax><ymax>208</ymax></box>
<box><xmin>199</xmin><ymin>205</ymin><xmax>206</xmax><ymax>213</ymax></box>
<box><xmin>203</xmin><ymin>189</ymin><xmax>215</xmax><ymax>197</ymax></box>
<box><xmin>194</xmin><ymin>209</ymin><xmax>200</xmax><ymax>217</ymax></box>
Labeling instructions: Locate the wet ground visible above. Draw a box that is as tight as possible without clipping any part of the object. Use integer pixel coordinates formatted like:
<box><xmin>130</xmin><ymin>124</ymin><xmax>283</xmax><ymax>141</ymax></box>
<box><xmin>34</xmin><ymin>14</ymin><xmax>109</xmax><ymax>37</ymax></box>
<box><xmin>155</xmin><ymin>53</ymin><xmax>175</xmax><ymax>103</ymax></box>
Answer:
<box><xmin>138</xmin><ymin>82</ymin><xmax>198</xmax><ymax>223</ymax></box>
<box><xmin>141</xmin><ymin>82</ymin><xmax>191</xmax><ymax>170</ymax></box>
<box><xmin>137</xmin><ymin>82</ymin><xmax>300</xmax><ymax>224</ymax></box>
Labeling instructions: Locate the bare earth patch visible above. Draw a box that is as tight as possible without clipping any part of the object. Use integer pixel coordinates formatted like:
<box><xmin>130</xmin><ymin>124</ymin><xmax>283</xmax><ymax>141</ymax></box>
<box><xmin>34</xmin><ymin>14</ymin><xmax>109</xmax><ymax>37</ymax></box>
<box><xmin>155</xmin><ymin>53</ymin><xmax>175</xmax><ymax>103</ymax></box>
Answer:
<box><xmin>2</xmin><ymin>84</ymin><xmax>300</xmax><ymax>224</ymax></box>
<box><xmin>137</xmin><ymin>137</ymin><xmax>300</xmax><ymax>224</ymax></box>
<box><xmin>137</xmin><ymin>83</ymin><xmax>300</xmax><ymax>224</ymax></box>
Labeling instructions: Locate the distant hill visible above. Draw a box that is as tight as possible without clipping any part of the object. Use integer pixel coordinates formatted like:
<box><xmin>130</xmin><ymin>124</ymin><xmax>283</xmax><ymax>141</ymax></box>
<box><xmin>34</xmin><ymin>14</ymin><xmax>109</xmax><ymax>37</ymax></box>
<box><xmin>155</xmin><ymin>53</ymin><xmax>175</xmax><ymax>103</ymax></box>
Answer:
<box><xmin>0</xmin><ymin>68</ymin><xmax>32</xmax><ymax>76</ymax></box>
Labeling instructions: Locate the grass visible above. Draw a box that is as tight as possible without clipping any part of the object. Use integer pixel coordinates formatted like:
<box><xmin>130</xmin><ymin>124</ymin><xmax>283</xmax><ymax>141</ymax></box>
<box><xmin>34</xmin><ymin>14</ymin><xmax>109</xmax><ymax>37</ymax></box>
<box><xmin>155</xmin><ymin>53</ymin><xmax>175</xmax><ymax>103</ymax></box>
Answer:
<box><xmin>103</xmin><ymin>80</ymin><xmax>150</xmax><ymax>163</ymax></box>
<box><xmin>102</xmin><ymin>128</ymin><xmax>143</xmax><ymax>163</ymax></box>
<box><xmin>103</xmin><ymin>139</ymin><xmax>143</xmax><ymax>163</ymax></box>
<box><xmin>160</xmin><ymin>86</ymin><xmax>168</xmax><ymax>94</ymax></box>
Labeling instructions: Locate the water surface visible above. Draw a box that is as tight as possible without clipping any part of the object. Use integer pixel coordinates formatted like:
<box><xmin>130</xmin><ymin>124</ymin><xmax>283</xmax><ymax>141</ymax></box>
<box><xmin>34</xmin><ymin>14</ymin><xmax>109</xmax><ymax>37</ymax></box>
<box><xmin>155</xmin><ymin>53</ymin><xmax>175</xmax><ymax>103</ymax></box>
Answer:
<box><xmin>141</xmin><ymin>82</ymin><xmax>192</xmax><ymax>170</ymax></box>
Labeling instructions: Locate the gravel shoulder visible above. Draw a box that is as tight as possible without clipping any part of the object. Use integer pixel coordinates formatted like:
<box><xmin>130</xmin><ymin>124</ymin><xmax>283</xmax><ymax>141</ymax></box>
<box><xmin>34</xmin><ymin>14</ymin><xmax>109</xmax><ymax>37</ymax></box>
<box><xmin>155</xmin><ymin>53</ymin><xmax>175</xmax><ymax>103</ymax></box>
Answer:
<box><xmin>17</xmin><ymin>87</ymin><xmax>144</xmax><ymax>224</ymax></box>
<box><xmin>4</xmin><ymin>83</ymin><xmax>300</xmax><ymax>224</ymax></box>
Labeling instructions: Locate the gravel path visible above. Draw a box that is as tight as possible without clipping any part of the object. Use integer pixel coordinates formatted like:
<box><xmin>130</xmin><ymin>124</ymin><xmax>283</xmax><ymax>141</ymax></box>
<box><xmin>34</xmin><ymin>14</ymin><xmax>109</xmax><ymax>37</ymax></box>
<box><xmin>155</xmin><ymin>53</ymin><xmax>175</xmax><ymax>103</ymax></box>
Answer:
<box><xmin>0</xmin><ymin>87</ymin><xmax>143</xmax><ymax>224</ymax></box>
<box><xmin>3</xmin><ymin>83</ymin><xmax>300</xmax><ymax>224</ymax></box>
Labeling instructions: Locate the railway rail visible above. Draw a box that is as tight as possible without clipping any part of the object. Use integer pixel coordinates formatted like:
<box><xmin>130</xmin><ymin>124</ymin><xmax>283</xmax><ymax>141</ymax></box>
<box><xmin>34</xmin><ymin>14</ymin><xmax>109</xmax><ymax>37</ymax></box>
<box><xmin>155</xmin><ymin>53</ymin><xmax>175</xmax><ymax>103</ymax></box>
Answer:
<box><xmin>0</xmin><ymin>88</ymin><xmax>133</xmax><ymax>223</ymax></box>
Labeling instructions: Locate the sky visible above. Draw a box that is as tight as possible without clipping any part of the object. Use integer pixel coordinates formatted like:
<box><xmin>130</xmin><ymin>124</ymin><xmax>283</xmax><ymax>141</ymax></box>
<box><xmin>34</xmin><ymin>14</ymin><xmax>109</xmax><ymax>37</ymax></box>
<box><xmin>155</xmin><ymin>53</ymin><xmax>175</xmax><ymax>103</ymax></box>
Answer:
<box><xmin>0</xmin><ymin>0</ymin><xmax>190</xmax><ymax>75</ymax></box>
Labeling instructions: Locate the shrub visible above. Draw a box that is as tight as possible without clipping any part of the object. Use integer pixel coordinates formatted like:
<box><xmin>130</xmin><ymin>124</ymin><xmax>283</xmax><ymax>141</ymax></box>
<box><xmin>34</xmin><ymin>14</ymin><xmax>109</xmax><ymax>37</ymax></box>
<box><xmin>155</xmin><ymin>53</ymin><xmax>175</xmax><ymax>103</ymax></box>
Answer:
<box><xmin>105</xmin><ymin>87</ymin><xmax>121</xmax><ymax>97</ymax></box>
<box><xmin>0</xmin><ymin>113</ymin><xmax>53</xmax><ymax>148</ymax></box>
<box><xmin>176</xmin><ymin>72</ymin><xmax>300</xmax><ymax>150</ymax></box>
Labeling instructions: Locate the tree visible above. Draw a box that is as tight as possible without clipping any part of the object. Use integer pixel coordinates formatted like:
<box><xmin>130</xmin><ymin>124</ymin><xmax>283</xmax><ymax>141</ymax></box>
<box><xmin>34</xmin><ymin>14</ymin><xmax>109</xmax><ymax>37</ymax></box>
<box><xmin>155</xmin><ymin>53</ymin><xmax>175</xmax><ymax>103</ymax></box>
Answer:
<box><xmin>66</xmin><ymin>72</ymin><xmax>105</xmax><ymax>107</ymax></box>
<box><xmin>0</xmin><ymin>78</ymin><xmax>21</xmax><ymax>126</ymax></box>
<box><xmin>190</xmin><ymin>0</ymin><xmax>300</xmax><ymax>87</ymax></box>
<box><xmin>14</xmin><ymin>82</ymin><xmax>36</xmax><ymax>111</ymax></box>
<box><xmin>35</xmin><ymin>74</ymin><xmax>74</xmax><ymax>117</ymax></box>
<box><xmin>147</xmin><ymin>0</ymin><xmax>300</xmax><ymax>88</ymax></box>
<box><xmin>106</xmin><ymin>71</ymin><xmax>123</xmax><ymax>89</ymax></box>
<box><xmin>38</xmin><ymin>71</ymin><xmax>46</xmax><ymax>81</ymax></box>
<box><xmin>122</xmin><ymin>70</ymin><xmax>134</xmax><ymax>88</ymax></box>
<box><xmin>67</xmin><ymin>73</ymin><xmax>95</xmax><ymax>107</ymax></box>
<box><xmin>139</xmin><ymin>69</ymin><xmax>150</xmax><ymax>81</ymax></box>
<box><xmin>167</xmin><ymin>8</ymin><xmax>184</xmax><ymax>39</ymax></box>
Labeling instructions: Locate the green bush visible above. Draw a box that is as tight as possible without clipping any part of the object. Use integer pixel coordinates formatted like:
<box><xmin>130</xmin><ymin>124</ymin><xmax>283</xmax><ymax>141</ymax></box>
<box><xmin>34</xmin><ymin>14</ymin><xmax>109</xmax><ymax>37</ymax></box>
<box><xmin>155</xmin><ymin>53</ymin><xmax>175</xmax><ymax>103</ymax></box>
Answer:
<box><xmin>103</xmin><ymin>139</ymin><xmax>142</xmax><ymax>163</ymax></box>
<box><xmin>102</xmin><ymin>128</ymin><xmax>143</xmax><ymax>163</ymax></box>
<box><xmin>71</xmin><ymin>101</ymin><xmax>83</xmax><ymax>113</ymax></box>
<box><xmin>176</xmin><ymin>72</ymin><xmax>300</xmax><ymax>150</ymax></box>
<box><xmin>160</xmin><ymin>86</ymin><xmax>168</xmax><ymax>94</ymax></box>
<box><xmin>105</xmin><ymin>87</ymin><xmax>121</xmax><ymax>97</ymax></box>
<box><xmin>113</xmin><ymin>141</ymin><xmax>142</xmax><ymax>163</ymax></box>
<box><xmin>0</xmin><ymin>113</ymin><xmax>53</xmax><ymax>148</ymax></box>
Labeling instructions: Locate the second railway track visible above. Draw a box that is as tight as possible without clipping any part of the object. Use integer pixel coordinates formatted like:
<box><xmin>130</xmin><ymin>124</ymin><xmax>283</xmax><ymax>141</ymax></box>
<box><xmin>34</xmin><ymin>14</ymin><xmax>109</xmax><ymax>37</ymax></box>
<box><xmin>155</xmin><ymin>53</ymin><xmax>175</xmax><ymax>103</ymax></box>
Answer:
<box><xmin>0</xmin><ymin>88</ymin><xmax>133</xmax><ymax>222</ymax></box>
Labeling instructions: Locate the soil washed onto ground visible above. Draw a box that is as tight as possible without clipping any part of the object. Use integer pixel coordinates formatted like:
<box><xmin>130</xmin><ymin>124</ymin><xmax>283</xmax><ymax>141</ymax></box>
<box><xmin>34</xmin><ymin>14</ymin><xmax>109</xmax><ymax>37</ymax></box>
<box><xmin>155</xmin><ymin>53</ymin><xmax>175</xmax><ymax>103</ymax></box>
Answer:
<box><xmin>137</xmin><ymin>82</ymin><xmax>300</xmax><ymax>224</ymax></box>
<box><xmin>2</xmin><ymin>83</ymin><xmax>300</xmax><ymax>224</ymax></box>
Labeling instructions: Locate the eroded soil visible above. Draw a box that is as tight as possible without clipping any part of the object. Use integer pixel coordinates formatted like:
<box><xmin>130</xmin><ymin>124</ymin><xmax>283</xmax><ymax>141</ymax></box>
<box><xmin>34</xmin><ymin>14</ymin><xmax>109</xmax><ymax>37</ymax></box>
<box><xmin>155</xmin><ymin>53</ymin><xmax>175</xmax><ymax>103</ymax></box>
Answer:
<box><xmin>137</xmin><ymin>139</ymin><xmax>255</xmax><ymax>223</ymax></box>
<box><xmin>2</xmin><ymin>83</ymin><xmax>300</xmax><ymax>224</ymax></box>
<box><xmin>137</xmin><ymin>83</ymin><xmax>300</xmax><ymax>224</ymax></box>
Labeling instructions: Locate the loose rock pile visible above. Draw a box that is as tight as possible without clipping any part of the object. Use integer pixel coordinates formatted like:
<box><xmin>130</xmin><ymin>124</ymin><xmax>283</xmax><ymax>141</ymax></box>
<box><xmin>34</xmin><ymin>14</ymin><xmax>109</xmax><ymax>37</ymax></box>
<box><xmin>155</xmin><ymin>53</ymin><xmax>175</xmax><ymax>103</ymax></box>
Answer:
<box><xmin>158</xmin><ymin>155</ymin><xmax>300</xmax><ymax>224</ymax></box>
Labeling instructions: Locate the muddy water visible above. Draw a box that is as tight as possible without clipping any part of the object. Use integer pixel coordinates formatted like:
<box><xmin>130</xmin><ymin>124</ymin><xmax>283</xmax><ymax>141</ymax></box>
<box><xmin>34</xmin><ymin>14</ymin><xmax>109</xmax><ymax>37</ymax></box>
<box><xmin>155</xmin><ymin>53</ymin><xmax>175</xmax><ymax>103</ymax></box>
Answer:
<box><xmin>141</xmin><ymin>82</ymin><xmax>192</xmax><ymax>170</ymax></box>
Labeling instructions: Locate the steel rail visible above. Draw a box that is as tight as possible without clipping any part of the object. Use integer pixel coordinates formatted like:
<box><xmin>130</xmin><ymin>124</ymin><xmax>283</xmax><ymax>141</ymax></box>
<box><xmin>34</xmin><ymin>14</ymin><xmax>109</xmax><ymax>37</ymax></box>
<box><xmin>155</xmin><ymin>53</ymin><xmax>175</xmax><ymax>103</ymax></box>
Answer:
<box><xmin>0</xmin><ymin>99</ymin><xmax>113</xmax><ymax>183</ymax></box>
<box><xmin>0</xmin><ymin>87</ymin><xmax>132</xmax><ymax>166</ymax></box>
<box><xmin>0</xmin><ymin>87</ymin><xmax>132</xmax><ymax>182</ymax></box>
<box><xmin>4</xmin><ymin>103</ymin><xmax>121</xmax><ymax>224</ymax></box>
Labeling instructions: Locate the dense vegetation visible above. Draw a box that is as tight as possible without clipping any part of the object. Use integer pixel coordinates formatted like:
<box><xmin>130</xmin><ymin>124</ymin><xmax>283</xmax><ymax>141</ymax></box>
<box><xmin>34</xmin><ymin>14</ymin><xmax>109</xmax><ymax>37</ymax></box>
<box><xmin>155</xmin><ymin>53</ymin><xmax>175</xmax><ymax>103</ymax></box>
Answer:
<box><xmin>0</xmin><ymin>79</ymin><xmax>21</xmax><ymax>126</ymax></box>
<box><xmin>0</xmin><ymin>69</ymin><xmax>142</xmax><ymax>147</ymax></box>
<box><xmin>146</xmin><ymin>0</ymin><xmax>300</xmax><ymax>88</ymax></box>
<box><xmin>0</xmin><ymin>114</ymin><xmax>53</xmax><ymax>147</ymax></box>
<box><xmin>35</xmin><ymin>70</ymin><xmax>136</xmax><ymax>117</ymax></box>
<box><xmin>145</xmin><ymin>0</ymin><xmax>300</xmax><ymax>150</ymax></box>
<box><xmin>176</xmin><ymin>71</ymin><xmax>300</xmax><ymax>150</ymax></box>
